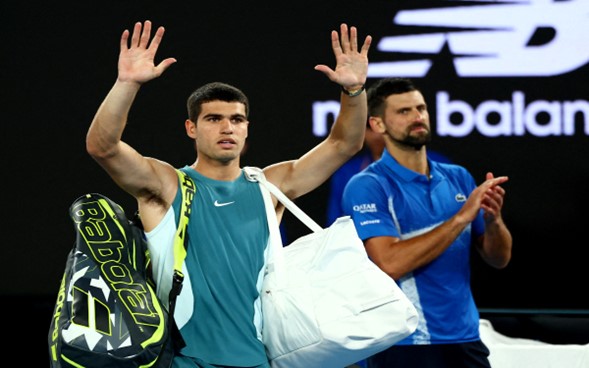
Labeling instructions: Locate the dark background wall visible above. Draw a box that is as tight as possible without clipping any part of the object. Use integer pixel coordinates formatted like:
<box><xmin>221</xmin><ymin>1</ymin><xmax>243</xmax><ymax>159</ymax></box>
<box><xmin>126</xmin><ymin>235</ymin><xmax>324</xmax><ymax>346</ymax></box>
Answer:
<box><xmin>2</xmin><ymin>0</ymin><xmax>588</xmax><ymax>364</ymax></box>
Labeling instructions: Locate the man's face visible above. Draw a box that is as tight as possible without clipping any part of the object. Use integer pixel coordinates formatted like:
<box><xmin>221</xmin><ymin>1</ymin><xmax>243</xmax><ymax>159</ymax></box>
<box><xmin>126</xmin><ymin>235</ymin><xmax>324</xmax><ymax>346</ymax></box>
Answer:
<box><xmin>381</xmin><ymin>90</ymin><xmax>431</xmax><ymax>150</ymax></box>
<box><xmin>189</xmin><ymin>100</ymin><xmax>249</xmax><ymax>163</ymax></box>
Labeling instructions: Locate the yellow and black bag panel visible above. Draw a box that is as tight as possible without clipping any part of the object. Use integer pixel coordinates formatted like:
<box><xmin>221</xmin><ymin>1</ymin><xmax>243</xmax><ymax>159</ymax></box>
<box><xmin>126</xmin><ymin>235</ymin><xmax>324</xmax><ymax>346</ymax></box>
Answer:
<box><xmin>48</xmin><ymin>193</ymin><xmax>174</xmax><ymax>368</ymax></box>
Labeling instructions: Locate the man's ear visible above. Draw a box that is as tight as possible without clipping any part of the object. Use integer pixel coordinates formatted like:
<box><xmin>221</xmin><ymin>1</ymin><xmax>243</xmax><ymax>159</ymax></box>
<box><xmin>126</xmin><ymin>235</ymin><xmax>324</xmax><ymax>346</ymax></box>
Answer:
<box><xmin>185</xmin><ymin>119</ymin><xmax>197</xmax><ymax>138</ymax></box>
<box><xmin>368</xmin><ymin>116</ymin><xmax>384</xmax><ymax>133</ymax></box>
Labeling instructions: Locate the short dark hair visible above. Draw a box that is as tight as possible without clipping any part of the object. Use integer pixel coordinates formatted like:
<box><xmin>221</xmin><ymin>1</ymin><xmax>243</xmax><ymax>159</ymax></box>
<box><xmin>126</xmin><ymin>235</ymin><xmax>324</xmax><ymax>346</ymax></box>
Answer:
<box><xmin>367</xmin><ymin>78</ymin><xmax>419</xmax><ymax>117</ymax></box>
<box><xmin>186</xmin><ymin>82</ymin><xmax>250</xmax><ymax>121</ymax></box>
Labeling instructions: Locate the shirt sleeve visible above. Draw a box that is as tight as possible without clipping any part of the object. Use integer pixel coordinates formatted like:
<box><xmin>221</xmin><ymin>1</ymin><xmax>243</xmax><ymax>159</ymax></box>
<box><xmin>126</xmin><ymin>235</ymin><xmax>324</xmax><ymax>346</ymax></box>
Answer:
<box><xmin>342</xmin><ymin>172</ymin><xmax>401</xmax><ymax>241</ymax></box>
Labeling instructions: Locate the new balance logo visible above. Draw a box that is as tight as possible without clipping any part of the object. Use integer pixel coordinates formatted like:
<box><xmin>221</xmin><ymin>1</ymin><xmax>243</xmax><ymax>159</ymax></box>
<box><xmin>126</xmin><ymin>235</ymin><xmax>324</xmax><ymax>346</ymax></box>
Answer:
<box><xmin>368</xmin><ymin>0</ymin><xmax>589</xmax><ymax>77</ymax></box>
<box><xmin>214</xmin><ymin>200</ymin><xmax>235</xmax><ymax>207</ymax></box>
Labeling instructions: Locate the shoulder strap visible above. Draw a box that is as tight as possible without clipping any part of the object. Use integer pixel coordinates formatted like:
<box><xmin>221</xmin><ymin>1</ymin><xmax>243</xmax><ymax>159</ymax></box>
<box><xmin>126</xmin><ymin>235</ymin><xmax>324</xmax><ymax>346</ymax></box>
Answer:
<box><xmin>243</xmin><ymin>166</ymin><xmax>322</xmax><ymax>233</ymax></box>
<box><xmin>168</xmin><ymin>169</ymin><xmax>196</xmax><ymax>314</ymax></box>
<box><xmin>163</xmin><ymin>169</ymin><xmax>196</xmax><ymax>354</ymax></box>
<box><xmin>243</xmin><ymin>166</ymin><xmax>288</xmax><ymax>285</ymax></box>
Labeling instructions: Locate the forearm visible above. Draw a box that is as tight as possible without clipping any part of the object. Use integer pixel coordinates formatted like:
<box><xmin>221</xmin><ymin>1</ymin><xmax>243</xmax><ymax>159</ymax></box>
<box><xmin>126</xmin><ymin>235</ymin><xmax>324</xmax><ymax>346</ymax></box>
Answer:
<box><xmin>269</xmin><ymin>89</ymin><xmax>367</xmax><ymax>200</ymax></box>
<box><xmin>378</xmin><ymin>214</ymin><xmax>470</xmax><ymax>279</ymax></box>
<box><xmin>86</xmin><ymin>80</ymin><xmax>141</xmax><ymax>158</ymax></box>
<box><xmin>328</xmin><ymin>89</ymin><xmax>367</xmax><ymax>157</ymax></box>
<box><xmin>480</xmin><ymin>219</ymin><xmax>512</xmax><ymax>269</ymax></box>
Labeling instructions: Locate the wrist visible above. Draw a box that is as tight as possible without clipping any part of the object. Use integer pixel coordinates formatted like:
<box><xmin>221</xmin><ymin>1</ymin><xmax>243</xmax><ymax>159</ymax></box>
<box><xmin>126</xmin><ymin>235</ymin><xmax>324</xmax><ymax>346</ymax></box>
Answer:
<box><xmin>341</xmin><ymin>84</ymin><xmax>365</xmax><ymax>97</ymax></box>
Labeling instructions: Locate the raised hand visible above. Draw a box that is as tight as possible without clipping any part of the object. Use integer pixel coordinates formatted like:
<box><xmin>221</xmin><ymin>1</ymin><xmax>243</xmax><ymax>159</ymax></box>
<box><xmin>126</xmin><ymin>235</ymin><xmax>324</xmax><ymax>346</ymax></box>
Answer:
<box><xmin>481</xmin><ymin>172</ymin><xmax>507</xmax><ymax>223</ymax></box>
<box><xmin>118</xmin><ymin>20</ymin><xmax>177</xmax><ymax>84</ymax></box>
<box><xmin>314</xmin><ymin>23</ymin><xmax>372</xmax><ymax>89</ymax></box>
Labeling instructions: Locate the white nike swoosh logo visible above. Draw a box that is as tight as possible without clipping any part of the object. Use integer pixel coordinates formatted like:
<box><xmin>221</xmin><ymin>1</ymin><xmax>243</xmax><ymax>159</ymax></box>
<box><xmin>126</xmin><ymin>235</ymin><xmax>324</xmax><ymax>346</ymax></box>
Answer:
<box><xmin>214</xmin><ymin>200</ymin><xmax>235</xmax><ymax>207</ymax></box>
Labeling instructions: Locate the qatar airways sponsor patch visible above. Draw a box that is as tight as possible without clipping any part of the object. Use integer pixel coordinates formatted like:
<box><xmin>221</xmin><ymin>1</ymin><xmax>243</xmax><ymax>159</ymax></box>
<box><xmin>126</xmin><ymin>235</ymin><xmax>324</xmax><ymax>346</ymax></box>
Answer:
<box><xmin>353</xmin><ymin>203</ymin><xmax>377</xmax><ymax>213</ymax></box>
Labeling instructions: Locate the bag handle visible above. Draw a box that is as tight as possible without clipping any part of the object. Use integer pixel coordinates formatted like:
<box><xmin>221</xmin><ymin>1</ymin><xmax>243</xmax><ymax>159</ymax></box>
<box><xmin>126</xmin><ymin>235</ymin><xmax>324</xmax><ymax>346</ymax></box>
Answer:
<box><xmin>243</xmin><ymin>167</ymin><xmax>289</xmax><ymax>286</ymax></box>
<box><xmin>244</xmin><ymin>167</ymin><xmax>360</xmax><ymax>285</ymax></box>
<box><xmin>243</xmin><ymin>166</ymin><xmax>322</xmax><ymax>233</ymax></box>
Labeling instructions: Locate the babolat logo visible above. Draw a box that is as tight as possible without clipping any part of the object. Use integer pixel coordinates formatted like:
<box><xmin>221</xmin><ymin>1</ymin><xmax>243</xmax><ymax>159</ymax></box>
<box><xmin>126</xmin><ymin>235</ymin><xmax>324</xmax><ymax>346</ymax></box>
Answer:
<box><xmin>368</xmin><ymin>0</ymin><xmax>589</xmax><ymax>77</ymax></box>
<box><xmin>182</xmin><ymin>173</ymin><xmax>196</xmax><ymax>219</ymax></box>
<box><xmin>72</xmin><ymin>199</ymin><xmax>159</xmax><ymax>328</ymax></box>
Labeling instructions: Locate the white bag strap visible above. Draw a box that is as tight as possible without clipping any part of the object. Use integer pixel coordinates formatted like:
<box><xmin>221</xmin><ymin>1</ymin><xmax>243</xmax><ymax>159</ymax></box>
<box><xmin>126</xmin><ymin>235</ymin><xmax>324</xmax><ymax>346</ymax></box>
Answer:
<box><xmin>243</xmin><ymin>166</ymin><xmax>322</xmax><ymax>233</ymax></box>
<box><xmin>244</xmin><ymin>166</ymin><xmax>355</xmax><ymax>282</ymax></box>
<box><xmin>244</xmin><ymin>166</ymin><xmax>291</xmax><ymax>285</ymax></box>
